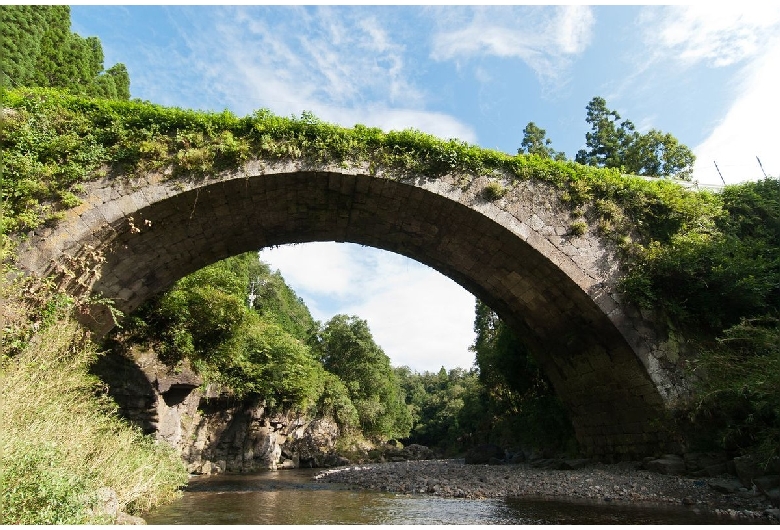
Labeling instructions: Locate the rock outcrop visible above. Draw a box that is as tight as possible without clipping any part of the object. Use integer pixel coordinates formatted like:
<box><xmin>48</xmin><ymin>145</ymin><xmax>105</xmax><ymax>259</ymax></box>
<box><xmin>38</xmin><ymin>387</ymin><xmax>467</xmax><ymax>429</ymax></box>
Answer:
<box><xmin>92</xmin><ymin>347</ymin><xmax>342</xmax><ymax>474</ymax></box>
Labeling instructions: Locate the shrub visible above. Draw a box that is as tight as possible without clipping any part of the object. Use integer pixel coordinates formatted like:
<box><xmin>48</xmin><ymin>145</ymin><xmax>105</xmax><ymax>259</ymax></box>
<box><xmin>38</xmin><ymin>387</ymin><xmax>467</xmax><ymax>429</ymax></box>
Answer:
<box><xmin>482</xmin><ymin>181</ymin><xmax>507</xmax><ymax>201</ymax></box>
<box><xmin>569</xmin><ymin>220</ymin><xmax>587</xmax><ymax>236</ymax></box>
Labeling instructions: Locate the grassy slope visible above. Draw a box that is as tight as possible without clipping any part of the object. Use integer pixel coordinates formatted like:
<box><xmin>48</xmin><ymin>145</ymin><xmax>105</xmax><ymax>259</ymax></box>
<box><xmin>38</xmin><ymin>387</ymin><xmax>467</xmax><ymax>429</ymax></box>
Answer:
<box><xmin>0</xmin><ymin>263</ymin><xmax>188</xmax><ymax>523</ymax></box>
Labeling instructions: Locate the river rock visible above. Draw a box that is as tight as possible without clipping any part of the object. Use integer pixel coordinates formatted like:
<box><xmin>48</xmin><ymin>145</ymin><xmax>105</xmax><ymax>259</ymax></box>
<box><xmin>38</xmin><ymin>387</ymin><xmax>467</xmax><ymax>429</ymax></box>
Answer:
<box><xmin>401</xmin><ymin>444</ymin><xmax>435</xmax><ymax>461</ymax></box>
<box><xmin>645</xmin><ymin>454</ymin><xmax>686</xmax><ymax>475</ymax></box>
<box><xmin>92</xmin><ymin>487</ymin><xmax>119</xmax><ymax>520</ymax></box>
<box><xmin>465</xmin><ymin>444</ymin><xmax>504</xmax><ymax>465</ymax></box>
<box><xmin>315</xmin><ymin>459</ymin><xmax>779</xmax><ymax>521</ymax></box>
<box><xmin>684</xmin><ymin>452</ymin><xmax>728</xmax><ymax>477</ymax></box>
<box><xmin>754</xmin><ymin>475</ymin><xmax>780</xmax><ymax>491</ymax></box>
<box><xmin>764</xmin><ymin>489</ymin><xmax>780</xmax><ymax>507</ymax></box>
<box><xmin>708</xmin><ymin>477</ymin><xmax>745</xmax><ymax>494</ymax></box>
<box><xmin>732</xmin><ymin>455</ymin><xmax>780</xmax><ymax>486</ymax></box>
<box><xmin>116</xmin><ymin>512</ymin><xmax>146</xmax><ymax>525</ymax></box>
<box><xmin>560</xmin><ymin>458</ymin><xmax>593</xmax><ymax>470</ymax></box>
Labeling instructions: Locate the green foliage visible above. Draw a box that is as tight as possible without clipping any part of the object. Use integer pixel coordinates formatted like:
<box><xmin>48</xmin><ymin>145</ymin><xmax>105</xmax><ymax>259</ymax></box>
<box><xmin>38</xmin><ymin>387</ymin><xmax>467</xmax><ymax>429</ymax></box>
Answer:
<box><xmin>316</xmin><ymin>371</ymin><xmax>360</xmax><ymax>432</ymax></box>
<box><xmin>395</xmin><ymin>366</ymin><xmax>483</xmax><ymax>453</ymax></box>
<box><xmin>0</xmin><ymin>273</ymin><xmax>187</xmax><ymax>524</ymax></box>
<box><xmin>482</xmin><ymin>181</ymin><xmax>507</xmax><ymax>201</ymax></box>
<box><xmin>132</xmin><ymin>253</ymin><xmax>322</xmax><ymax>408</ymax></box>
<box><xmin>1</xmin><ymin>442</ymin><xmax>93</xmax><ymax>524</ymax></box>
<box><xmin>518</xmin><ymin>121</ymin><xmax>566</xmax><ymax>160</ymax></box>
<box><xmin>0</xmin><ymin>6</ymin><xmax>50</xmax><ymax>88</ymax></box>
<box><xmin>687</xmin><ymin>318</ymin><xmax>780</xmax><ymax>461</ymax></box>
<box><xmin>470</xmin><ymin>301</ymin><xmax>575</xmax><ymax>451</ymax></box>
<box><xmin>569</xmin><ymin>220</ymin><xmax>587</xmax><ymax>236</ymax></box>
<box><xmin>315</xmin><ymin>315</ymin><xmax>412</xmax><ymax>440</ymax></box>
<box><xmin>0</xmin><ymin>5</ymin><xmax>130</xmax><ymax>98</ymax></box>
<box><xmin>625</xmin><ymin>129</ymin><xmax>696</xmax><ymax>180</ymax></box>
<box><xmin>213</xmin><ymin>319</ymin><xmax>324</xmax><ymax>409</ymax></box>
<box><xmin>575</xmin><ymin>96</ymin><xmax>695</xmax><ymax>179</ymax></box>
<box><xmin>622</xmin><ymin>179</ymin><xmax>780</xmax><ymax>331</ymax></box>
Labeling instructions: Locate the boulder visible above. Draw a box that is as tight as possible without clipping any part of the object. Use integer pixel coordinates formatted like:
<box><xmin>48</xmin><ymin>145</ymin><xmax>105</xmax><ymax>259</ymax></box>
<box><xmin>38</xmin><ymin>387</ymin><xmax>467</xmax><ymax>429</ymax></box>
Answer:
<box><xmin>764</xmin><ymin>488</ymin><xmax>780</xmax><ymax>508</ymax></box>
<box><xmin>707</xmin><ymin>477</ymin><xmax>745</xmax><ymax>494</ymax></box>
<box><xmin>506</xmin><ymin>452</ymin><xmax>526</xmax><ymax>465</ymax></box>
<box><xmin>322</xmin><ymin>454</ymin><xmax>351</xmax><ymax>467</ymax></box>
<box><xmin>560</xmin><ymin>458</ymin><xmax>592</xmax><ymax>470</ymax></box>
<box><xmin>734</xmin><ymin>455</ymin><xmax>764</xmax><ymax>487</ymax></box>
<box><xmin>684</xmin><ymin>452</ymin><xmax>728</xmax><ymax>477</ymax></box>
<box><xmin>402</xmin><ymin>444</ymin><xmax>435</xmax><ymax>461</ymax></box>
<box><xmin>465</xmin><ymin>444</ymin><xmax>504</xmax><ymax>465</ymax></box>
<box><xmin>754</xmin><ymin>475</ymin><xmax>780</xmax><ymax>506</ymax></box>
<box><xmin>645</xmin><ymin>454</ymin><xmax>686</xmax><ymax>475</ymax></box>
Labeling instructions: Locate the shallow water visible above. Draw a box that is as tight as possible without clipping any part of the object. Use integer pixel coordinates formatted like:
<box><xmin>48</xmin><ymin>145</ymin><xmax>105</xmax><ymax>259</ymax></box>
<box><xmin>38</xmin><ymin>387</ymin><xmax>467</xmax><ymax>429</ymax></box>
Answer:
<box><xmin>144</xmin><ymin>468</ymin><xmax>753</xmax><ymax>525</ymax></box>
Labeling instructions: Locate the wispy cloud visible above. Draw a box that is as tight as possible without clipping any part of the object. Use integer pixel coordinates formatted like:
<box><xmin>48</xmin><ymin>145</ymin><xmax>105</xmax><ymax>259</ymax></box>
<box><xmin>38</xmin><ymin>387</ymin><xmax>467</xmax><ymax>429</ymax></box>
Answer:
<box><xmin>692</xmin><ymin>37</ymin><xmax>780</xmax><ymax>184</ymax></box>
<box><xmin>636</xmin><ymin>6</ymin><xmax>780</xmax><ymax>184</ymax></box>
<box><xmin>429</xmin><ymin>6</ymin><xmax>594</xmax><ymax>89</ymax></box>
<box><xmin>154</xmin><ymin>6</ymin><xmax>475</xmax><ymax>141</ymax></box>
<box><xmin>642</xmin><ymin>5</ymin><xmax>780</xmax><ymax>67</ymax></box>
<box><xmin>259</xmin><ymin>243</ymin><xmax>477</xmax><ymax>373</ymax></box>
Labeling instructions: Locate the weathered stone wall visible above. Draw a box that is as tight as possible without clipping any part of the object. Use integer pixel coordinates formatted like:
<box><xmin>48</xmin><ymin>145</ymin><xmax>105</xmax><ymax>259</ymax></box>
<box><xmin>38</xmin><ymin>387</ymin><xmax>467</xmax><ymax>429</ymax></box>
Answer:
<box><xmin>18</xmin><ymin>159</ymin><xmax>689</xmax><ymax>457</ymax></box>
<box><xmin>92</xmin><ymin>347</ymin><xmax>343</xmax><ymax>473</ymax></box>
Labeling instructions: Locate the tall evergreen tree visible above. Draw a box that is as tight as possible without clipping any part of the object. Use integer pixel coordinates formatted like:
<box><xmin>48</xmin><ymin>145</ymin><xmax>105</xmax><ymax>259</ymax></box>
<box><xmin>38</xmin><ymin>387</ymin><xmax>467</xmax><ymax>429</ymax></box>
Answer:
<box><xmin>0</xmin><ymin>6</ymin><xmax>49</xmax><ymax>87</ymax></box>
<box><xmin>518</xmin><ymin>122</ymin><xmax>566</xmax><ymax>160</ymax></box>
<box><xmin>575</xmin><ymin>96</ymin><xmax>695</xmax><ymax>180</ymax></box>
<box><xmin>0</xmin><ymin>5</ymin><xmax>130</xmax><ymax>99</ymax></box>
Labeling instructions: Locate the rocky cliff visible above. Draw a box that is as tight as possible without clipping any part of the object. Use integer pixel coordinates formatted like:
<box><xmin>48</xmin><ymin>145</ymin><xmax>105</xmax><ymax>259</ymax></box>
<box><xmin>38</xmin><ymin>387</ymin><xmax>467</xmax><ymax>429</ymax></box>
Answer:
<box><xmin>91</xmin><ymin>346</ymin><xmax>346</xmax><ymax>474</ymax></box>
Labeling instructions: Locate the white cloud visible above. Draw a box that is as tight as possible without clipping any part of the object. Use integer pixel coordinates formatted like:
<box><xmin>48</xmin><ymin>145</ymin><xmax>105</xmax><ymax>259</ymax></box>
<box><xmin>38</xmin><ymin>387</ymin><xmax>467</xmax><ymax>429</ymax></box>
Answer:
<box><xmin>259</xmin><ymin>243</ymin><xmax>477</xmax><ymax>373</ymax></box>
<box><xmin>554</xmin><ymin>6</ymin><xmax>595</xmax><ymax>55</ymax></box>
<box><xmin>167</xmin><ymin>6</ymin><xmax>476</xmax><ymax>142</ymax></box>
<box><xmin>649</xmin><ymin>5</ymin><xmax>780</xmax><ymax>67</ymax></box>
<box><xmin>430</xmin><ymin>6</ymin><xmax>594</xmax><ymax>87</ymax></box>
<box><xmin>693</xmin><ymin>37</ymin><xmax>780</xmax><ymax>185</ymax></box>
<box><xmin>635</xmin><ymin>6</ymin><xmax>780</xmax><ymax>185</ymax></box>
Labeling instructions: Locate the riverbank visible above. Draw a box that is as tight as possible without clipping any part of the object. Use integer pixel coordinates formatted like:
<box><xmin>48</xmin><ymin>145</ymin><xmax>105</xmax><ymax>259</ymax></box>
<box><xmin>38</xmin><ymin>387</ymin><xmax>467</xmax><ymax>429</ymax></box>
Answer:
<box><xmin>315</xmin><ymin>459</ymin><xmax>780</xmax><ymax>523</ymax></box>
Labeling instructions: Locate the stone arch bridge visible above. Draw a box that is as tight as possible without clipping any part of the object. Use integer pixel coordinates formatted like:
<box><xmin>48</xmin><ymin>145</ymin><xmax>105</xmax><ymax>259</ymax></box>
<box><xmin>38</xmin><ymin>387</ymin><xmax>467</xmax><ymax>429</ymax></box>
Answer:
<box><xmin>16</xmin><ymin>159</ymin><xmax>687</xmax><ymax>458</ymax></box>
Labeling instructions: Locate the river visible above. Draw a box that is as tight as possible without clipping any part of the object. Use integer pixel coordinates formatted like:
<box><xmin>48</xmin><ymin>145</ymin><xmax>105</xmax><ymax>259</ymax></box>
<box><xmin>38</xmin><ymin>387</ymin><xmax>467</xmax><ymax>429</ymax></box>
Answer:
<box><xmin>144</xmin><ymin>468</ymin><xmax>753</xmax><ymax>524</ymax></box>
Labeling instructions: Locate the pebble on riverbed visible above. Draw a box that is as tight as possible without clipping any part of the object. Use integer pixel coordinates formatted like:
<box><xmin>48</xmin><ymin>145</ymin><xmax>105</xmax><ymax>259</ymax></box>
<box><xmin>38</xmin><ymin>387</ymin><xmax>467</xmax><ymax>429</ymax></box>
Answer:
<box><xmin>314</xmin><ymin>460</ymin><xmax>780</xmax><ymax>523</ymax></box>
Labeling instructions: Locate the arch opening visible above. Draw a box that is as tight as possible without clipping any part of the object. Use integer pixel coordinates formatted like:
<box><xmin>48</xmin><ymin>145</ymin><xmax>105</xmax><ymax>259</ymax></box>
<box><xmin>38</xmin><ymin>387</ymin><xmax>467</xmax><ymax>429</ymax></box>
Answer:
<box><xmin>19</xmin><ymin>167</ymin><xmax>674</xmax><ymax>457</ymax></box>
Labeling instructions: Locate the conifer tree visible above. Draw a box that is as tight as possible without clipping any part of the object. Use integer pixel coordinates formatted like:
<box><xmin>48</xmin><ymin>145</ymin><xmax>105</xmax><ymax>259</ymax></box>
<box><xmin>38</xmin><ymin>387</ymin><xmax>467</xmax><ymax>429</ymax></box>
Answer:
<box><xmin>0</xmin><ymin>5</ymin><xmax>130</xmax><ymax>99</ymax></box>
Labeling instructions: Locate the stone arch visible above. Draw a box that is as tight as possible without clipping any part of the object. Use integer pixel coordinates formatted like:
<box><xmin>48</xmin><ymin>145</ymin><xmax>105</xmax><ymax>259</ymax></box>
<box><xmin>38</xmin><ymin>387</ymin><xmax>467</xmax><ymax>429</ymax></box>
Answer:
<box><xmin>16</xmin><ymin>159</ymin><xmax>684</xmax><ymax>457</ymax></box>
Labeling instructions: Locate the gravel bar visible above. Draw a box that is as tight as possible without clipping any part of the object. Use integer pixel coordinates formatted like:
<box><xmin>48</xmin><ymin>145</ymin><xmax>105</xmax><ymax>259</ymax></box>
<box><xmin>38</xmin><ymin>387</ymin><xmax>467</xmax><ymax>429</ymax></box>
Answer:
<box><xmin>314</xmin><ymin>459</ymin><xmax>780</xmax><ymax>522</ymax></box>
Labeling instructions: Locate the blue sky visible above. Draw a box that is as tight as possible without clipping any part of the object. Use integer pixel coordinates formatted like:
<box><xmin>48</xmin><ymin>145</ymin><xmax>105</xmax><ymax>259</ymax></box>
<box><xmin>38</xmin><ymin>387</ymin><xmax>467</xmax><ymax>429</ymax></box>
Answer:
<box><xmin>71</xmin><ymin>4</ymin><xmax>780</xmax><ymax>372</ymax></box>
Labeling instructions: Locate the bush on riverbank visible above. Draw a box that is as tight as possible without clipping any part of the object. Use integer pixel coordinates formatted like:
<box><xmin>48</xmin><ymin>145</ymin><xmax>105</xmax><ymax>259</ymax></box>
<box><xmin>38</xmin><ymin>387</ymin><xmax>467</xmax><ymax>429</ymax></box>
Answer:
<box><xmin>0</xmin><ymin>256</ymin><xmax>188</xmax><ymax>524</ymax></box>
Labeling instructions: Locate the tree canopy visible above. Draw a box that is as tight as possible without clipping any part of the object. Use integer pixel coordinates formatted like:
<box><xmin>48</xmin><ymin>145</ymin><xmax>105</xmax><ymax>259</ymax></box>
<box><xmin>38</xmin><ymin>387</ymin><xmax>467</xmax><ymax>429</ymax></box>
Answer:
<box><xmin>518</xmin><ymin>122</ymin><xmax>566</xmax><ymax>161</ymax></box>
<box><xmin>314</xmin><ymin>315</ymin><xmax>412</xmax><ymax>439</ymax></box>
<box><xmin>0</xmin><ymin>5</ymin><xmax>130</xmax><ymax>99</ymax></box>
<box><xmin>575</xmin><ymin>96</ymin><xmax>695</xmax><ymax>179</ymax></box>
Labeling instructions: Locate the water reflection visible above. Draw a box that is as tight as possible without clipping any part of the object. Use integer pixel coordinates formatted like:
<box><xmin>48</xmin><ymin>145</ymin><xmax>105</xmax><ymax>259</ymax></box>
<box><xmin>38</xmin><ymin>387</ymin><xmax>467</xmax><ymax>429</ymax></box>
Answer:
<box><xmin>144</xmin><ymin>469</ymin><xmax>752</xmax><ymax>525</ymax></box>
